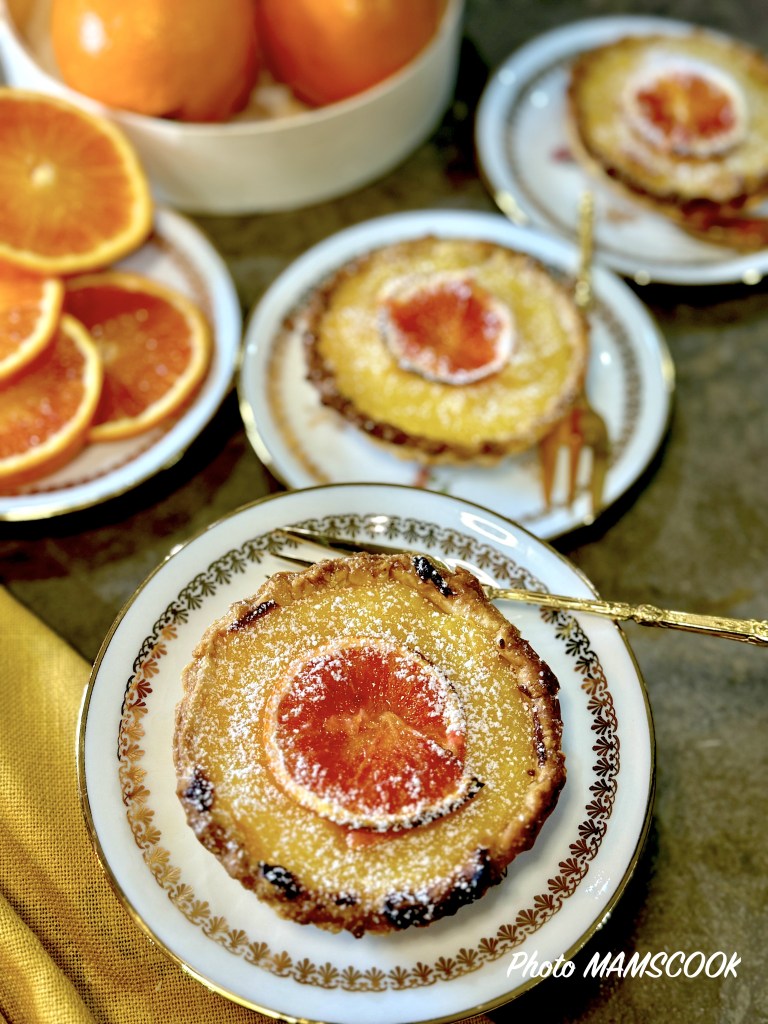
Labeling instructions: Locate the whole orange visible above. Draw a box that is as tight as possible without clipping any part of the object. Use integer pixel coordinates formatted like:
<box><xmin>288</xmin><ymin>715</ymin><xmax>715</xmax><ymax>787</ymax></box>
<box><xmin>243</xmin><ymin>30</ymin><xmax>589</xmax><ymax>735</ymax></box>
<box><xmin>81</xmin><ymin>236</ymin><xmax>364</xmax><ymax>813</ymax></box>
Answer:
<box><xmin>50</xmin><ymin>0</ymin><xmax>260</xmax><ymax>122</ymax></box>
<box><xmin>258</xmin><ymin>0</ymin><xmax>446</xmax><ymax>107</ymax></box>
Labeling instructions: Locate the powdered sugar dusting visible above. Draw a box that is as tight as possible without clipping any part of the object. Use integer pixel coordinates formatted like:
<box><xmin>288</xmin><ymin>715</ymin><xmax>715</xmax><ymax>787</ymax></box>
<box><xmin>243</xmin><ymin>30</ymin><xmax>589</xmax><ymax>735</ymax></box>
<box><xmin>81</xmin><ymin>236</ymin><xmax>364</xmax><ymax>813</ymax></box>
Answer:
<box><xmin>264</xmin><ymin>636</ymin><xmax>478</xmax><ymax>831</ymax></box>
<box><xmin>177</xmin><ymin>559</ymin><xmax>556</xmax><ymax>912</ymax></box>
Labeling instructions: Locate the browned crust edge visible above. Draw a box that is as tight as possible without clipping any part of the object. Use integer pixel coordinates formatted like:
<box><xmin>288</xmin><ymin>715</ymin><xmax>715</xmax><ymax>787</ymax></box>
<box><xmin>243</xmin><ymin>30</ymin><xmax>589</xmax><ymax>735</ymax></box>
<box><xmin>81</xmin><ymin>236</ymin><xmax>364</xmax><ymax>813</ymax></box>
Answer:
<box><xmin>174</xmin><ymin>553</ymin><xmax>566</xmax><ymax>937</ymax></box>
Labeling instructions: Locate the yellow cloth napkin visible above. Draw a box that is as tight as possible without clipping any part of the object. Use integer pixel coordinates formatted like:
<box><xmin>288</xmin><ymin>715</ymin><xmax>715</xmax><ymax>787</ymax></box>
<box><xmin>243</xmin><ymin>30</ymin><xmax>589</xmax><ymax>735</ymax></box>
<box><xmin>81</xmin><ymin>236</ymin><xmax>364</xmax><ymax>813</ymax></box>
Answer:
<box><xmin>0</xmin><ymin>587</ymin><xmax>494</xmax><ymax>1024</ymax></box>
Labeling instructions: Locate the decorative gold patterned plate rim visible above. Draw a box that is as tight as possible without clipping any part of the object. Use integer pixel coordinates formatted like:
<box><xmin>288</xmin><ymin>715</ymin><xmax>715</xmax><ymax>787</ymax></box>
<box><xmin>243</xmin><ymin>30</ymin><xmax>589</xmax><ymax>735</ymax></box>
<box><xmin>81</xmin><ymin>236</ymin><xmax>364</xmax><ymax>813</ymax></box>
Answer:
<box><xmin>475</xmin><ymin>14</ymin><xmax>768</xmax><ymax>286</ymax></box>
<box><xmin>0</xmin><ymin>207</ymin><xmax>242</xmax><ymax>522</ymax></box>
<box><xmin>78</xmin><ymin>484</ymin><xmax>655</xmax><ymax>1024</ymax></box>
<box><xmin>237</xmin><ymin>209</ymin><xmax>674</xmax><ymax>542</ymax></box>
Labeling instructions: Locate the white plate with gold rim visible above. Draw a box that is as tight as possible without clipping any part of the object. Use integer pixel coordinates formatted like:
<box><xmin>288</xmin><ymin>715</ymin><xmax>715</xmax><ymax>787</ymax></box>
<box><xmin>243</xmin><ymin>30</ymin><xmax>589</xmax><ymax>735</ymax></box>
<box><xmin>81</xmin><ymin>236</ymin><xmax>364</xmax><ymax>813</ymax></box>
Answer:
<box><xmin>0</xmin><ymin>207</ymin><xmax>241</xmax><ymax>521</ymax></box>
<box><xmin>80</xmin><ymin>483</ymin><xmax>654</xmax><ymax>1024</ymax></box>
<box><xmin>475</xmin><ymin>15</ymin><xmax>768</xmax><ymax>287</ymax></box>
<box><xmin>238</xmin><ymin>209</ymin><xmax>674</xmax><ymax>541</ymax></box>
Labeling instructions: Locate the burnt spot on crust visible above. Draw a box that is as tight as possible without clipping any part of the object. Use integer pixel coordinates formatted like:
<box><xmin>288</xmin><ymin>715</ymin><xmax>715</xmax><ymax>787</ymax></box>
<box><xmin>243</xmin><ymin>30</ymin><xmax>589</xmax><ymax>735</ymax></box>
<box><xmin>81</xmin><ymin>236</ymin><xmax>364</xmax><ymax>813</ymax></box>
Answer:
<box><xmin>381</xmin><ymin>891</ymin><xmax>434</xmax><ymax>931</ymax></box>
<box><xmin>440</xmin><ymin>848</ymin><xmax>501</xmax><ymax>918</ymax></box>
<box><xmin>184</xmin><ymin>768</ymin><xmax>214</xmax><ymax>812</ymax></box>
<box><xmin>334</xmin><ymin>891</ymin><xmax>358</xmax><ymax>907</ymax></box>
<box><xmin>261</xmin><ymin>863</ymin><xmax>302</xmax><ymax>900</ymax></box>
<box><xmin>532</xmin><ymin>709</ymin><xmax>548</xmax><ymax>765</ymax></box>
<box><xmin>412</xmin><ymin>555</ymin><xmax>455</xmax><ymax>596</ymax></box>
<box><xmin>228</xmin><ymin>600</ymin><xmax>278</xmax><ymax>632</ymax></box>
<box><xmin>518</xmin><ymin>685</ymin><xmax>553</xmax><ymax>765</ymax></box>
<box><xmin>381</xmin><ymin>848</ymin><xmax>501</xmax><ymax>930</ymax></box>
<box><xmin>539</xmin><ymin>663</ymin><xmax>561</xmax><ymax>697</ymax></box>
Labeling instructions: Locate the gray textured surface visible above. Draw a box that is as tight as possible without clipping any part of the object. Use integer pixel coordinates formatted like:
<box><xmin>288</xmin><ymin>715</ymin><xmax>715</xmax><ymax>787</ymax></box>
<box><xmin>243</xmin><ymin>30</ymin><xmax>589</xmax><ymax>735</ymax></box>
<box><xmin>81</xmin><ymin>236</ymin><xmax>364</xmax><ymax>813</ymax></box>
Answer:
<box><xmin>2</xmin><ymin>1</ymin><xmax>767</xmax><ymax>1021</ymax></box>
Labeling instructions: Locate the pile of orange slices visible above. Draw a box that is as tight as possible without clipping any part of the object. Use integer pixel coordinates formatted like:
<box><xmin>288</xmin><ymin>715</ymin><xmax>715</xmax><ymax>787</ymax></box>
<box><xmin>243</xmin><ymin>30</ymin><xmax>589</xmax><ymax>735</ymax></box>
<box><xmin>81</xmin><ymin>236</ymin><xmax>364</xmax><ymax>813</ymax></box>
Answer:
<box><xmin>0</xmin><ymin>89</ymin><xmax>212</xmax><ymax>492</ymax></box>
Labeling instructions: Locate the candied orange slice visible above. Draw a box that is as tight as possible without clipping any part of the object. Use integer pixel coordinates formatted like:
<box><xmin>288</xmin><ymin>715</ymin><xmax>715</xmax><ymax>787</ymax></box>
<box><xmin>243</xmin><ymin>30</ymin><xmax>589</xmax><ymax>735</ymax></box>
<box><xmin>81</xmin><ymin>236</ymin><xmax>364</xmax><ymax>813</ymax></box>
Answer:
<box><xmin>0</xmin><ymin>314</ymin><xmax>102</xmax><ymax>490</ymax></box>
<box><xmin>379</xmin><ymin>272</ymin><xmax>514</xmax><ymax>385</ymax></box>
<box><xmin>63</xmin><ymin>271</ymin><xmax>212</xmax><ymax>442</ymax></box>
<box><xmin>0</xmin><ymin>89</ymin><xmax>152</xmax><ymax>275</ymax></box>
<box><xmin>0</xmin><ymin>266</ymin><xmax>64</xmax><ymax>382</ymax></box>
<box><xmin>624</xmin><ymin>58</ymin><xmax>746</xmax><ymax>157</ymax></box>
<box><xmin>264</xmin><ymin>636</ymin><xmax>482</xmax><ymax>833</ymax></box>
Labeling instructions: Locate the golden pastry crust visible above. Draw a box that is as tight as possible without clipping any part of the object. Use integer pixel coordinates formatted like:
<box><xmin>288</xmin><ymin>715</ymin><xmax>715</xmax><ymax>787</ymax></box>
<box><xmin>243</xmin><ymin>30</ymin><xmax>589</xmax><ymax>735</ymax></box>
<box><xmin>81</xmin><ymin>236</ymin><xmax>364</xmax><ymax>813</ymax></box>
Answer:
<box><xmin>302</xmin><ymin>237</ymin><xmax>588</xmax><ymax>464</ymax></box>
<box><xmin>174</xmin><ymin>553</ymin><xmax>565</xmax><ymax>937</ymax></box>
<box><xmin>567</xmin><ymin>31</ymin><xmax>768</xmax><ymax>241</ymax></box>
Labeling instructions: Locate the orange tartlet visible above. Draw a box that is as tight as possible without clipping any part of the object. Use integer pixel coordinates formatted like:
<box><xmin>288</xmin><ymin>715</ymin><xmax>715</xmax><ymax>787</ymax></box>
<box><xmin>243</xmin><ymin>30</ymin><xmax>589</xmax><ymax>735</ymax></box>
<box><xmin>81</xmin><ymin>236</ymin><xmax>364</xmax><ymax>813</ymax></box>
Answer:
<box><xmin>568</xmin><ymin>31</ymin><xmax>768</xmax><ymax>248</ymax></box>
<box><xmin>174</xmin><ymin>553</ymin><xmax>565</xmax><ymax>936</ymax></box>
<box><xmin>298</xmin><ymin>237</ymin><xmax>588</xmax><ymax>464</ymax></box>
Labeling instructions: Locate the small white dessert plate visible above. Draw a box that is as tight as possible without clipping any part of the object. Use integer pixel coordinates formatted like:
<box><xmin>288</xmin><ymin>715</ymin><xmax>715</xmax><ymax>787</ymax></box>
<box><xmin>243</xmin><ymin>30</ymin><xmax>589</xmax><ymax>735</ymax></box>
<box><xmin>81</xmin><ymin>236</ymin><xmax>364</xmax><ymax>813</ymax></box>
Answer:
<box><xmin>0</xmin><ymin>207</ymin><xmax>242</xmax><ymax>521</ymax></box>
<box><xmin>238</xmin><ymin>209</ymin><xmax>674</xmax><ymax>541</ymax></box>
<box><xmin>80</xmin><ymin>483</ymin><xmax>654</xmax><ymax>1024</ymax></box>
<box><xmin>475</xmin><ymin>15</ymin><xmax>768</xmax><ymax>286</ymax></box>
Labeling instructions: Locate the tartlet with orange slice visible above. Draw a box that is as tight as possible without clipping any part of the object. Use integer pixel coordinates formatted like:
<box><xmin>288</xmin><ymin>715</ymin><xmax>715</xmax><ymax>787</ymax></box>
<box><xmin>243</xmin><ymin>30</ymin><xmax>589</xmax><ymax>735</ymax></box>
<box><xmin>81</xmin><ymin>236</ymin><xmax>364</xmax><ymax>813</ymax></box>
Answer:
<box><xmin>300</xmin><ymin>236</ymin><xmax>589</xmax><ymax>464</ymax></box>
<box><xmin>173</xmin><ymin>552</ymin><xmax>565</xmax><ymax>937</ymax></box>
<box><xmin>567</xmin><ymin>31</ymin><xmax>768</xmax><ymax>249</ymax></box>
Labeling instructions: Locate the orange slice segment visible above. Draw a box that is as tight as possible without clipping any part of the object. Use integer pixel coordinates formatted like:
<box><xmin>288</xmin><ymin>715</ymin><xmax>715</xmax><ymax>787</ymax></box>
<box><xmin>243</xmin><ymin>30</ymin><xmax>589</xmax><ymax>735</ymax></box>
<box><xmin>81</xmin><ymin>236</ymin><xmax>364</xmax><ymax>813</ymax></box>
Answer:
<box><xmin>0</xmin><ymin>89</ymin><xmax>152</xmax><ymax>275</ymax></box>
<box><xmin>0</xmin><ymin>266</ymin><xmax>64</xmax><ymax>382</ymax></box>
<box><xmin>264</xmin><ymin>636</ymin><xmax>483</xmax><ymax>833</ymax></box>
<box><xmin>62</xmin><ymin>271</ymin><xmax>212</xmax><ymax>442</ymax></box>
<box><xmin>0</xmin><ymin>314</ymin><xmax>102</xmax><ymax>490</ymax></box>
<box><xmin>624</xmin><ymin>58</ymin><xmax>746</xmax><ymax>157</ymax></box>
<box><xmin>378</xmin><ymin>272</ymin><xmax>514</xmax><ymax>385</ymax></box>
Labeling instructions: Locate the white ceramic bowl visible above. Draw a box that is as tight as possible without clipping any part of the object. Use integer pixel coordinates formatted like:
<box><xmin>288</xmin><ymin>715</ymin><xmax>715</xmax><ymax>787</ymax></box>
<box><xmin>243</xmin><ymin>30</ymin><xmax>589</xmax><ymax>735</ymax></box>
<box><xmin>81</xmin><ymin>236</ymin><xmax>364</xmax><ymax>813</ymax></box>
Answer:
<box><xmin>0</xmin><ymin>0</ymin><xmax>464</xmax><ymax>214</ymax></box>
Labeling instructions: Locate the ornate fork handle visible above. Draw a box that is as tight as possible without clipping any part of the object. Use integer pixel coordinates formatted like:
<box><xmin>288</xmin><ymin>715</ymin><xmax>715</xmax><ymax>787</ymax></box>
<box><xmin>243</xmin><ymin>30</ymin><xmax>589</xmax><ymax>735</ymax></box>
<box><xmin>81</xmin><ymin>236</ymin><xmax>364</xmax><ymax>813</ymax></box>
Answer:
<box><xmin>484</xmin><ymin>587</ymin><xmax>768</xmax><ymax>647</ymax></box>
<box><xmin>275</xmin><ymin>529</ymin><xmax>768</xmax><ymax>647</ymax></box>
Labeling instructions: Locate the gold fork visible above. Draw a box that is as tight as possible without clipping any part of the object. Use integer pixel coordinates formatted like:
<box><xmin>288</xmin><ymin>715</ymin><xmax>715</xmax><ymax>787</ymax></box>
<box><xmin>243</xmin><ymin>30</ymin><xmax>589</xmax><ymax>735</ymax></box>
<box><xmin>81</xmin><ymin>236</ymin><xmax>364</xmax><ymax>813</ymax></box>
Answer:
<box><xmin>274</xmin><ymin>528</ymin><xmax>768</xmax><ymax>647</ymax></box>
<box><xmin>538</xmin><ymin>191</ymin><xmax>610</xmax><ymax>521</ymax></box>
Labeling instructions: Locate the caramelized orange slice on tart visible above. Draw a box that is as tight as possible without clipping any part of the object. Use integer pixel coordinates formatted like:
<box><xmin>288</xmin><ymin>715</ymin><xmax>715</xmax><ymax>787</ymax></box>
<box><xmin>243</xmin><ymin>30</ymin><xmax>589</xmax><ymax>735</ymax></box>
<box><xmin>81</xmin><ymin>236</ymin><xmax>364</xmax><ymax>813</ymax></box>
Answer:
<box><xmin>301</xmin><ymin>237</ymin><xmax>588</xmax><ymax>464</ymax></box>
<box><xmin>622</xmin><ymin>57</ymin><xmax>746</xmax><ymax>157</ymax></box>
<box><xmin>0</xmin><ymin>90</ymin><xmax>152</xmax><ymax>275</ymax></box>
<box><xmin>63</xmin><ymin>271</ymin><xmax>212</xmax><ymax>442</ymax></box>
<box><xmin>0</xmin><ymin>266</ymin><xmax>63</xmax><ymax>382</ymax></box>
<box><xmin>379</xmin><ymin>272</ymin><xmax>514</xmax><ymax>385</ymax></box>
<box><xmin>174</xmin><ymin>553</ymin><xmax>565</xmax><ymax>936</ymax></box>
<box><xmin>264</xmin><ymin>636</ymin><xmax>482</xmax><ymax>835</ymax></box>
<box><xmin>0</xmin><ymin>314</ymin><xmax>102</xmax><ymax>490</ymax></box>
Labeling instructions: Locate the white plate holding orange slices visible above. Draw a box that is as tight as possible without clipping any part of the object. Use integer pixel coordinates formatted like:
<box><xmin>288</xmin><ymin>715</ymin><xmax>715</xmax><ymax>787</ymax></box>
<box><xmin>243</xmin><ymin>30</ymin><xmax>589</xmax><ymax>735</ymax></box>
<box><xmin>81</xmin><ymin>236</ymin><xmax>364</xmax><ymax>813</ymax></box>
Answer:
<box><xmin>0</xmin><ymin>206</ymin><xmax>241</xmax><ymax>521</ymax></box>
<box><xmin>80</xmin><ymin>483</ymin><xmax>654</xmax><ymax>1024</ymax></box>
